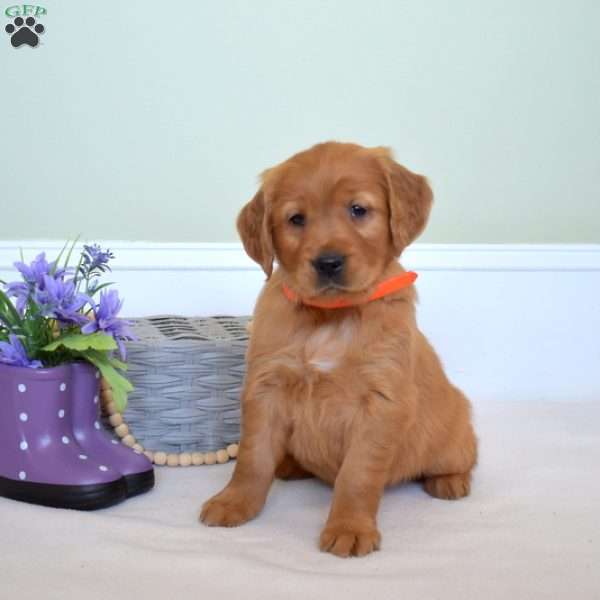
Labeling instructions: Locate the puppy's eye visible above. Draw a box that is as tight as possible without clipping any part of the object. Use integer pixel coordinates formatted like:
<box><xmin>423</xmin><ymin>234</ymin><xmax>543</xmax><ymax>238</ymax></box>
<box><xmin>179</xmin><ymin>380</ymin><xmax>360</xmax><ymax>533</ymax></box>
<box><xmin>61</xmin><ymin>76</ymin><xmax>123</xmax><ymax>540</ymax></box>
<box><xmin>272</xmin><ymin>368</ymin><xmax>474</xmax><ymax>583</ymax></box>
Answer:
<box><xmin>350</xmin><ymin>204</ymin><xmax>368</xmax><ymax>218</ymax></box>
<box><xmin>289</xmin><ymin>214</ymin><xmax>305</xmax><ymax>227</ymax></box>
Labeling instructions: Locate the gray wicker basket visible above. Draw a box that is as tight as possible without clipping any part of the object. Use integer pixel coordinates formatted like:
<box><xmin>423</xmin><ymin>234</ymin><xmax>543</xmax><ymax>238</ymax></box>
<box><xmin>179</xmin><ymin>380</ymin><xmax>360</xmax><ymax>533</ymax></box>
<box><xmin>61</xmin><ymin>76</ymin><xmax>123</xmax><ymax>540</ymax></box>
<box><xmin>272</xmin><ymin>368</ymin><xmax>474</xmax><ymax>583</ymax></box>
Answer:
<box><xmin>114</xmin><ymin>315</ymin><xmax>250</xmax><ymax>456</ymax></box>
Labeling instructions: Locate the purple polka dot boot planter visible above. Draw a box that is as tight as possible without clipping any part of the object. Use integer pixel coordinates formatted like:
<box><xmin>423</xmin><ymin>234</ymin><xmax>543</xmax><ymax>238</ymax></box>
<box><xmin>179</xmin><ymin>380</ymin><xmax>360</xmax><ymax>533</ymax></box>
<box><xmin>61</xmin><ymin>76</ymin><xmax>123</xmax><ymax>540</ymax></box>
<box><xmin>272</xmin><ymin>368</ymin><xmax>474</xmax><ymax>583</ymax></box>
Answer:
<box><xmin>70</xmin><ymin>362</ymin><xmax>154</xmax><ymax>498</ymax></box>
<box><xmin>0</xmin><ymin>363</ymin><xmax>128</xmax><ymax>510</ymax></box>
<box><xmin>0</xmin><ymin>242</ymin><xmax>150</xmax><ymax>510</ymax></box>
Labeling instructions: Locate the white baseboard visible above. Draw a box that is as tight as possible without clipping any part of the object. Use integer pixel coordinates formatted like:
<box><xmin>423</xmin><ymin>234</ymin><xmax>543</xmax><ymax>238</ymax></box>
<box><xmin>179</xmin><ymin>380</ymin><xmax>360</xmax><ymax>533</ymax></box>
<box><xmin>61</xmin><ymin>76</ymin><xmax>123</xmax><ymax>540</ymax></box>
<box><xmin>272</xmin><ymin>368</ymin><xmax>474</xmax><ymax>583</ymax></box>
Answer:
<box><xmin>1</xmin><ymin>241</ymin><xmax>599</xmax><ymax>402</ymax></box>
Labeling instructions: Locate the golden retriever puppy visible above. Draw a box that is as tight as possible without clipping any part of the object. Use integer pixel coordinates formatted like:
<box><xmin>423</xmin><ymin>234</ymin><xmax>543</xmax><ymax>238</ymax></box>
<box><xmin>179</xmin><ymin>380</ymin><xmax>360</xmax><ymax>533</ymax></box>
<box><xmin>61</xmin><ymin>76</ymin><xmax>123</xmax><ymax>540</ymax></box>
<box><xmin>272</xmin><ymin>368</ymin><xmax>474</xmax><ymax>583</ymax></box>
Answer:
<box><xmin>200</xmin><ymin>141</ymin><xmax>477</xmax><ymax>557</ymax></box>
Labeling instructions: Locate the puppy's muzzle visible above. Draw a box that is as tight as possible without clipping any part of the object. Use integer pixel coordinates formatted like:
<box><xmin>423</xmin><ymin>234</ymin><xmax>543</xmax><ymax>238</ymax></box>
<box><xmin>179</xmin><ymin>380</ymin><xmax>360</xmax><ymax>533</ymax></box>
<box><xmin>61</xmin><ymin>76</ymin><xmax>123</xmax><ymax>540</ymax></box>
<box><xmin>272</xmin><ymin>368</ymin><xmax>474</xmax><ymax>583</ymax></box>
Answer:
<box><xmin>312</xmin><ymin>253</ymin><xmax>346</xmax><ymax>284</ymax></box>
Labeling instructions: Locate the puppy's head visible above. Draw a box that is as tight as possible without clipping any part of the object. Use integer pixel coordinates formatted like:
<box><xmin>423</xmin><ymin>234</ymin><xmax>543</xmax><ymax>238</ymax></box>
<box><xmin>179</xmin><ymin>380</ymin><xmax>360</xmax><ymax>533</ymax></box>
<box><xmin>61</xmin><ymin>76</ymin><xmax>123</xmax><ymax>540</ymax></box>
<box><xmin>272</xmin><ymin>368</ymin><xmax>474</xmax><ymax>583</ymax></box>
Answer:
<box><xmin>237</xmin><ymin>142</ymin><xmax>432</xmax><ymax>297</ymax></box>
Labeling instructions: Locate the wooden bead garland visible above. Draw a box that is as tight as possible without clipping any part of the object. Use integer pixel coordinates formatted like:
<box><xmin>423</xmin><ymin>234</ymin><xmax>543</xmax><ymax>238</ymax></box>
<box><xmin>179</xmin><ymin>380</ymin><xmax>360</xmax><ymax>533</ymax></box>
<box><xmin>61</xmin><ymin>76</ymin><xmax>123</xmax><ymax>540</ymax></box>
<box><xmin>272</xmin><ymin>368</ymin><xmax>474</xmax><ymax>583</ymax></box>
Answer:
<box><xmin>108</xmin><ymin>413</ymin><xmax>123</xmax><ymax>427</ymax></box>
<box><xmin>99</xmin><ymin>377</ymin><xmax>239</xmax><ymax>467</ymax></box>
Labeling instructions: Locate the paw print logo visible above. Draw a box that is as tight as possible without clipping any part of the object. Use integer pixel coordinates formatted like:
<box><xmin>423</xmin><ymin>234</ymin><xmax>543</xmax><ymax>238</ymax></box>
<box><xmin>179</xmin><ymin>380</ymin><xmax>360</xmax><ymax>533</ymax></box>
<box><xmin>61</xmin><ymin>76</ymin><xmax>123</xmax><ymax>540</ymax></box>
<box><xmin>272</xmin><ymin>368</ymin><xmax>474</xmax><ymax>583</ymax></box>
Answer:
<box><xmin>5</xmin><ymin>16</ymin><xmax>45</xmax><ymax>48</ymax></box>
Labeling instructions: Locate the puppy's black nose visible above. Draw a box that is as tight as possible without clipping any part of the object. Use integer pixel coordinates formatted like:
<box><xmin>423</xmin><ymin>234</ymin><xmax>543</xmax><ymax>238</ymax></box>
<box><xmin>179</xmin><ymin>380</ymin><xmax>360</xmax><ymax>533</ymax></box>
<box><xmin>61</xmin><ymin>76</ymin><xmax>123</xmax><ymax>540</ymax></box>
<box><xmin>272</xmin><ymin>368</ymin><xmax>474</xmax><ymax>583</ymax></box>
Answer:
<box><xmin>312</xmin><ymin>253</ymin><xmax>346</xmax><ymax>279</ymax></box>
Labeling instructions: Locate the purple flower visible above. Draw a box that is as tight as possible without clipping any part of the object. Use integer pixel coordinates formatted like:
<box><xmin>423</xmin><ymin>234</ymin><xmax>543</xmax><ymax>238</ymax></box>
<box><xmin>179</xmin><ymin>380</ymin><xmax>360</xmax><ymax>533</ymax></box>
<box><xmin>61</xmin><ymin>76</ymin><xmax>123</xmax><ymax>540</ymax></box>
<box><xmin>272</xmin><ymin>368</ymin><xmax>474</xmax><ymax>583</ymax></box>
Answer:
<box><xmin>0</xmin><ymin>334</ymin><xmax>42</xmax><ymax>368</ymax></box>
<box><xmin>4</xmin><ymin>281</ymin><xmax>29</xmax><ymax>314</ymax></box>
<box><xmin>14</xmin><ymin>252</ymin><xmax>67</xmax><ymax>286</ymax></box>
<box><xmin>5</xmin><ymin>253</ymin><xmax>69</xmax><ymax>314</ymax></box>
<box><xmin>80</xmin><ymin>244</ymin><xmax>114</xmax><ymax>277</ymax></box>
<box><xmin>33</xmin><ymin>276</ymin><xmax>90</xmax><ymax>325</ymax></box>
<box><xmin>82</xmin><ymin>290</ymin><xmax>134</xmax><ymax>359</ymax></box>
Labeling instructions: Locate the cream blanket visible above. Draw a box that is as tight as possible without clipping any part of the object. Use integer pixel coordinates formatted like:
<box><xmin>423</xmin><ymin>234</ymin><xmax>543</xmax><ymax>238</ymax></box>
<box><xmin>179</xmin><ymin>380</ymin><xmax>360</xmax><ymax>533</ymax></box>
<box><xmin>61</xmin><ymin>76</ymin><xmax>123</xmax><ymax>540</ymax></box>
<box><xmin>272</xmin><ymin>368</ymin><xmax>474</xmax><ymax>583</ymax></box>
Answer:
<box><xmin>1</xmin><ymin>400</ymin><xmax>598</xmax><ymax>599</ymax></box>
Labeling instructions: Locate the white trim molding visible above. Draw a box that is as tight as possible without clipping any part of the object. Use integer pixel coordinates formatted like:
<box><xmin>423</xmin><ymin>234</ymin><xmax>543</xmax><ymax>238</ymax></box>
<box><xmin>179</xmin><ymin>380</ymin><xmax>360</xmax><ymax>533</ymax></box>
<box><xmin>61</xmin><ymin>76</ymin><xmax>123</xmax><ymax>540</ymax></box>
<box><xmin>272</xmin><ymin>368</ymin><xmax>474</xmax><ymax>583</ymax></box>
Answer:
<box><xmin>1</xmin><ymin>241</ymin><xmax>599</xmax><ymax>272</ymax></box>
<box><xmin>1</xmin><ymin>241</ymin><xmax>599</xmax><ymax>402</ymax></box>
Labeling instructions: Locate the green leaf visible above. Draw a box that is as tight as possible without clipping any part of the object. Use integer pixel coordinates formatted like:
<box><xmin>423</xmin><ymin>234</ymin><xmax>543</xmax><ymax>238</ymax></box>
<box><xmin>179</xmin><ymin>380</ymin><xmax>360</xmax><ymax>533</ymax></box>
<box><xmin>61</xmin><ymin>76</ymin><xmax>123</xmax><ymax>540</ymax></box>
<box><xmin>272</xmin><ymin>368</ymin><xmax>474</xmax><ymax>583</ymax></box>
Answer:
<box><xmin>82</xmin><ymin>350</ymin><xmax>132</xmax><ymax>412</ymax></box>
<box><xmin>73</xmin><ymin>248</ymin><xmax>86</xmax><ymax>291</ymax></box>
<box><xmin>63</xmin><ymin>235</ymin><xmax>81</xmax><ymax>270</ymax></box>
<box><xmin>107</xmin><ymin>355</ymin><xmax>128</xmax><ymax>371</ymax></box>
<box><xmin>43</xmin><ymin>331</ymin><xmax>117</xmax><ymax>352</ymax></box>
<box><xmin>51</xmin><ymin>240</ymin><xmax>70</xmax><ymax>275</ymax></box>
<box><xmin>87</xmin><ymin>281</ymin><xmax>114</xmax><ymax>297</ymax></box>
<box><xmin>0</xmin><ymin>288</ymin><xmax>22</xmax><ymax>329</ymax></box>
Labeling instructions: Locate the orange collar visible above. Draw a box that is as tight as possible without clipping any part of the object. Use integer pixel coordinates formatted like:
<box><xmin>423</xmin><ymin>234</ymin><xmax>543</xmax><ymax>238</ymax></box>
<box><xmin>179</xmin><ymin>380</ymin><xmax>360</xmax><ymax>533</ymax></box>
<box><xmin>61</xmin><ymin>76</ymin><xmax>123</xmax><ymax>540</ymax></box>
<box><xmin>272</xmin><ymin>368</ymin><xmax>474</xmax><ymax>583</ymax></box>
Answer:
<box><xmin>282</xmin><ymin>271</ymin><xmax>418</xmax><ymax>309</ymax></box>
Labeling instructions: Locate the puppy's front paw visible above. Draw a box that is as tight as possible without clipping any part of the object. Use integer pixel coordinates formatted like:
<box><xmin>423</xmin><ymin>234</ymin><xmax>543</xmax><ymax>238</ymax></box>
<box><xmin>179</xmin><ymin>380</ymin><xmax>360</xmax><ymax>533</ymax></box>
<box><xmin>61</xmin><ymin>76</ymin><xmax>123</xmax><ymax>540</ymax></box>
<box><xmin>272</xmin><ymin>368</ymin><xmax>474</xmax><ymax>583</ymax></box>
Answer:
<box><xmin>319</xmin><ymin>520</ymin><xmax>381</xmax><ymax>557</ymax></box>
<box><xmin>200</xmin><ymin>489</ymin><xmax>260</xmax><ymax>527</ymax></box>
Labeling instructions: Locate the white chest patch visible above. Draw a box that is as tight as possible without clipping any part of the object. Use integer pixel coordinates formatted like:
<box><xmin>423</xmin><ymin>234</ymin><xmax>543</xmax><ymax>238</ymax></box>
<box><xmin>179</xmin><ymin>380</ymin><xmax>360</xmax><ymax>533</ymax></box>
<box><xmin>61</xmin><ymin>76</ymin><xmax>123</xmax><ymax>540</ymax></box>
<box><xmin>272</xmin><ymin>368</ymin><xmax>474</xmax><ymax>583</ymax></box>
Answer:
<box><xmin>303</xmin><ymin>317</ymin><xmax>357</xmax><ymax>373</ymax></box>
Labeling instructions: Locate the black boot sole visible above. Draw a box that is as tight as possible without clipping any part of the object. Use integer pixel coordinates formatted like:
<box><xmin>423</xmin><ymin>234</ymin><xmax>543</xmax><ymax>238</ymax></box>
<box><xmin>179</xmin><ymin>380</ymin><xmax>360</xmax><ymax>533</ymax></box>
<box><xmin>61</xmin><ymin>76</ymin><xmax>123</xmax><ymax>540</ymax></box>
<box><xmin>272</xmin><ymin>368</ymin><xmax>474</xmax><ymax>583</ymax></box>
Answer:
<box><xmin>0</xmin><ymin>475</ymin><xmax>128</xmax><ymax>511</ymax></box>
<box><xmin>124</xmin><ymin>469</ymin><xmax>155</xmax><ymax>498</ymax></box>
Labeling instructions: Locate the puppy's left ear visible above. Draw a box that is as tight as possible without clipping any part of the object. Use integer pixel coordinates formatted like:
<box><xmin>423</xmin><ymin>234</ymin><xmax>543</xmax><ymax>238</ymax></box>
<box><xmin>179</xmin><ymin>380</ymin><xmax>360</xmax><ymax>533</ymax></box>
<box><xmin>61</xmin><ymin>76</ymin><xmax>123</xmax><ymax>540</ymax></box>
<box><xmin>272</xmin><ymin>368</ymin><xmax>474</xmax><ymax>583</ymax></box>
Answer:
<box><xmin>375</xmin><ymin>148</ymin><xmax>433</xmax><ymax>255</ymax></box>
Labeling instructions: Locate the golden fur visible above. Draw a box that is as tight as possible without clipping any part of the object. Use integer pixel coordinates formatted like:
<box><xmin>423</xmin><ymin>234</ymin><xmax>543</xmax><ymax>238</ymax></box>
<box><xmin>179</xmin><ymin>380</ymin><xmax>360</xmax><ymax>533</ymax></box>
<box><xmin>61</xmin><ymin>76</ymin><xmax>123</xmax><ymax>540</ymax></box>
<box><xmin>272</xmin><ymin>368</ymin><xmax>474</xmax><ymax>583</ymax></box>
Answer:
<box><xmin>200</xmin><ymin>142</ymin><xmax>477</xmax><ymax>557</ymax></box>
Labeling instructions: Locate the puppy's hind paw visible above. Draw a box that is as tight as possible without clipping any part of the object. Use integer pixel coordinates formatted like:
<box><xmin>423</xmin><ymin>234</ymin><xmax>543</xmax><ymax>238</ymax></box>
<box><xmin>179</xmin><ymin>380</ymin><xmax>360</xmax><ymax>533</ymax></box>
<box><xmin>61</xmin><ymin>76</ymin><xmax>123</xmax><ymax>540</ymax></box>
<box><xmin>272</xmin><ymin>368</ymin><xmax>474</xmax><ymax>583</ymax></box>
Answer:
<box><xmin>423</xmin><ymin>472</ymin><xmax>471</xmax><ymax>500</ymax></box>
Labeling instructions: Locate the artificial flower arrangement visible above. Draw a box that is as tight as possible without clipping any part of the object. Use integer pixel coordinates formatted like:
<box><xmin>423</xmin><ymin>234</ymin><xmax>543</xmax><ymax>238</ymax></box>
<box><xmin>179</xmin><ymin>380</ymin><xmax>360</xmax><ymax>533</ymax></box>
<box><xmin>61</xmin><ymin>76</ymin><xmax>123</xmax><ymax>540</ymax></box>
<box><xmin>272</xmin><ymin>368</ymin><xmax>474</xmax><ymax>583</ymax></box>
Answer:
<box><xmin>0</xmin><ymin>242</ymin><xmax>133</xmax><ymax>411</ymax></box>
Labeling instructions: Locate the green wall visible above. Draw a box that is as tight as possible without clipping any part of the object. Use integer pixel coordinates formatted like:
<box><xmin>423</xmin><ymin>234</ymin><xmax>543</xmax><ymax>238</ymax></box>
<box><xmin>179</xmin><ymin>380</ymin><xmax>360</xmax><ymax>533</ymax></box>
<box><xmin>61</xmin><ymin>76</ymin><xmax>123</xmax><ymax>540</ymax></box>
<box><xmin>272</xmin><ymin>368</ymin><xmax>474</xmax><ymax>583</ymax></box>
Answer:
<box><xmin>1</xmin><ymin>0</ymin><xmax>598</xmax><ymax>243</ymax></box>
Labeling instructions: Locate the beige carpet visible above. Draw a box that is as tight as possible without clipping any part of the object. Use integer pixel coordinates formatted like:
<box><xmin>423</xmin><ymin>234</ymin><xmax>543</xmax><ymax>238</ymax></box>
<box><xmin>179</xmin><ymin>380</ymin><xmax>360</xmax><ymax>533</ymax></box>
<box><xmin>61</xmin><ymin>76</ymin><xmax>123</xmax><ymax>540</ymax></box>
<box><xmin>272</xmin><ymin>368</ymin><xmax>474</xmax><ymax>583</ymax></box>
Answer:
<box><xmin>1</xmin><ymin>400</ymin><xmax>598</xmax><ymax>600</ymax></box>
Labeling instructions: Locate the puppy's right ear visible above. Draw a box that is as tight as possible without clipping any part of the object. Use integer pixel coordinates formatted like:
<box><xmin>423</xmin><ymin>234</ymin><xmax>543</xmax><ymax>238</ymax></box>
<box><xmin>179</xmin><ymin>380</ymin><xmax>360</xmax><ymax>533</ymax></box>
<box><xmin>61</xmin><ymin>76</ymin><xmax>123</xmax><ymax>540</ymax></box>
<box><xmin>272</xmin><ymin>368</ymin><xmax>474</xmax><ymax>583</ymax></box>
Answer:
<box><xmin>236</xmin><ymin>188</ymin><xmax>274</xmax><ymax>278</ymax></box>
